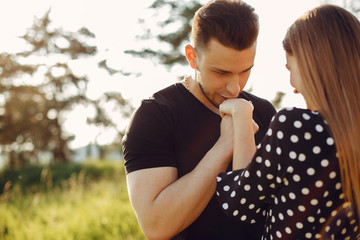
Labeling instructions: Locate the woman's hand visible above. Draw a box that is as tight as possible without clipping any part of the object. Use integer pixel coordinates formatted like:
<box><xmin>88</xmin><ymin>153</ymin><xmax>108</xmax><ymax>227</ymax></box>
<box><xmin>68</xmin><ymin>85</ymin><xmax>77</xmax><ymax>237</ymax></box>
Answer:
<box><xmin>219</xmin><ymin>99</ymin><xmax>258</xmax><ymax>134</ymax></box>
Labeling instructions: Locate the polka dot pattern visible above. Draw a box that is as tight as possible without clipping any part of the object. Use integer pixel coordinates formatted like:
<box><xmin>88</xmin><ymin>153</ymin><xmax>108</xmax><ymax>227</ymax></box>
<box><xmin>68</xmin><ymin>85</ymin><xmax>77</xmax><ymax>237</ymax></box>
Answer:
<box><xmin>216</xmin><ymin>108</ymin><xmax>360</xmax><ymax>239</ymax></box>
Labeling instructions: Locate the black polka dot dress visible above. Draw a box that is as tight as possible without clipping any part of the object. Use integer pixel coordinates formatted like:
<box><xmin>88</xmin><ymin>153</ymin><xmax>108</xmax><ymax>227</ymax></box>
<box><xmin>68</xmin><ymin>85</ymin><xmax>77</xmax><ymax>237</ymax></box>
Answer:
<box><xmin>216</xmin><ymin>108</ymin><xmax>360</xmax><ymax>240</ymax></box>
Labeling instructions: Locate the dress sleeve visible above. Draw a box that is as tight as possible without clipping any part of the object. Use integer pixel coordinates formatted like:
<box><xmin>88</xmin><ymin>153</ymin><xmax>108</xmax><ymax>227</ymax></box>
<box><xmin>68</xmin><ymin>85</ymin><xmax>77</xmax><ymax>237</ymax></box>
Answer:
<box><xmin>216</xmin><ymin>107</ymin><xmax>339</xmax><ymax>233</ymax></box>
<box><xmin>216</xmin><ymin>110</ymin><xmax>282</xmax><ymax>224</ymax></box>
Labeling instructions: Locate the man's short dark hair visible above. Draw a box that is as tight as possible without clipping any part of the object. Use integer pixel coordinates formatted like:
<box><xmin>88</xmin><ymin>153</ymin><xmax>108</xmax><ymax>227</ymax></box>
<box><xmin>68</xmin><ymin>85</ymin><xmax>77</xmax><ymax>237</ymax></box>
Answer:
<box><xmin>191</xmin><ymin>0</ymin><xmax>259</xmax><ymax>53</ymax></box>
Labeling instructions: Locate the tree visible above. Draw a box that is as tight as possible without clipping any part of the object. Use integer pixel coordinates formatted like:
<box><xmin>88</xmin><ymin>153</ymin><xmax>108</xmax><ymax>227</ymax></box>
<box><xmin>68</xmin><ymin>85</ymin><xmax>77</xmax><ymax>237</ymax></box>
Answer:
<box><xmin>0</xmin><ymin>10</ymin><xmax>132</xmax><ymax>167</ymax></box>
<box><xmin>125</xmin><ymin>0</ymin><xmax>286</xmax><ymax>107</ymax></box>
<box><xmin>125</xmin><ymin>0</ymin><xmax>203</xmax><ymax>67</ymax></box>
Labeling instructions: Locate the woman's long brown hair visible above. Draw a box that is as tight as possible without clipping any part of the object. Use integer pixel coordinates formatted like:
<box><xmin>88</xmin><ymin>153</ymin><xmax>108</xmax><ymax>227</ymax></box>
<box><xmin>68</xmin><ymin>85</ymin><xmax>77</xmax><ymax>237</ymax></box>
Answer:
<box><xmin>283</xmin><ymin>4</ymin><xmax>360</xmax><ymax>220</ymax></box>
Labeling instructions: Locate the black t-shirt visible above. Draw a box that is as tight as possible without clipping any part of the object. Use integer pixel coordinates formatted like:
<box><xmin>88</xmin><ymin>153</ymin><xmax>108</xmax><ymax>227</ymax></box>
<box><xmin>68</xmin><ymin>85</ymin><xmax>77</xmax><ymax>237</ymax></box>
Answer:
<box><xmin>122</xmin><ymin>83</ymin><xmax>276</xmax><ymax>239</ymax></box>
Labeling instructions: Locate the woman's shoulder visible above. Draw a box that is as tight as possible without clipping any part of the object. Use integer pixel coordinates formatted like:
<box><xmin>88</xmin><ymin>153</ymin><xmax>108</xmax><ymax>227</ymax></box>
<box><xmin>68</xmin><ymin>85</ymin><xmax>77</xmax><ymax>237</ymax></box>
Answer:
<box><xmin>269</xmin><ymin>107</ymin><xmax>329</xmax><ymax>135</ymax></box>
<box><xmin>273</xmin><ymin>107</ymin><xmax>324</xmax><ymax>124</ymax></box>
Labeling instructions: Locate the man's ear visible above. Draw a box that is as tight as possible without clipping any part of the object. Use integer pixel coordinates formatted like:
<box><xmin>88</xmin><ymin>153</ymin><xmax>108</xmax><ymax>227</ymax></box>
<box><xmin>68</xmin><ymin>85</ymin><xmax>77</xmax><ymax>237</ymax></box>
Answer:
<box><xmin>185</xmin><ymin>44</ymin><xmax>198</xmax><ymax>70</ymax></box>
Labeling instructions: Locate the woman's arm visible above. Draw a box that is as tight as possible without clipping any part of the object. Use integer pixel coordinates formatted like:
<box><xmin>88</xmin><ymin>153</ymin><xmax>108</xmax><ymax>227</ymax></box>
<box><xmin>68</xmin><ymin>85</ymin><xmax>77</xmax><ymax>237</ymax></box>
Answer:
<box><xmin>219</xmin><ymin>99</ymin><xmax>256</xmax><ymax>170</ymax></box>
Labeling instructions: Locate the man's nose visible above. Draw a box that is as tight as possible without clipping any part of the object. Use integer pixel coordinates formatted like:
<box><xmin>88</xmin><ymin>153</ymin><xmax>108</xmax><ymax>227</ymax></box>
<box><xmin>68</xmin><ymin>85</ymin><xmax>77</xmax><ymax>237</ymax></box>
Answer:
<box><xmin>225</xmin><ymin>76</ymin><xmax>241</xmax><ymax>98</ymax></box>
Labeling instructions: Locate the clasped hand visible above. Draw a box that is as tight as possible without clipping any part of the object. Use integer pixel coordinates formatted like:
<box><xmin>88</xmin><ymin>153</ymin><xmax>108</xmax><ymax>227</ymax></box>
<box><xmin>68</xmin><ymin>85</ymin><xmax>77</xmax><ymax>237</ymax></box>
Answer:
<box><xmin>219</xmin><ymin>98</ymin><xmax>259</xmax><ymax>134</ymax></box>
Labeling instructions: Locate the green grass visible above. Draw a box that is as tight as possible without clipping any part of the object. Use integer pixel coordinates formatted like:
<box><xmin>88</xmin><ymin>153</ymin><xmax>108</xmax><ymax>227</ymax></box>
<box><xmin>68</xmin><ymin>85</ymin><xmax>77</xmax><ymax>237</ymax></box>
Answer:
<box><xmin>0</xmin><ymin>161</ymin><xmax>146</xmax><ymax>240</ymax></box>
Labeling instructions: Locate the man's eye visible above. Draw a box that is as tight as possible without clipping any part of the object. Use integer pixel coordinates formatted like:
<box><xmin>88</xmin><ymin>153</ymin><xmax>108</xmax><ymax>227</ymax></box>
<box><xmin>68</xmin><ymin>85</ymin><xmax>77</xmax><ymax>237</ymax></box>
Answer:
<box><xmin>217</xmin><ymin>71</ymin><xmax>228</xmax><ymax>75</ymax></box>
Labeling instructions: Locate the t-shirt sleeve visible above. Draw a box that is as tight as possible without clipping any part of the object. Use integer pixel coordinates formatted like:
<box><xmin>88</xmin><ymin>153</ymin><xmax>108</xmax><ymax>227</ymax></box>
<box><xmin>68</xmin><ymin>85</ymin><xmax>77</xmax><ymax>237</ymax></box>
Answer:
<box><xmin>122</xmin><ymin>99</ymin><xmax>177</xmax><ymax>174</ymax></box>
<box><xmin>216</xmin><ymin>108</ymin><xmax>339</xmax><ymax>231</ymax></box>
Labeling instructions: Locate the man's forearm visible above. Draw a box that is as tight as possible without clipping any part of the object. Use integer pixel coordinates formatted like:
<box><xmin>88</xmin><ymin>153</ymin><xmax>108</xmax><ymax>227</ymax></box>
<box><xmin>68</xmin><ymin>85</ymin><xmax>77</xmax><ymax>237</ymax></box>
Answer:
<box><xmin>129</xmin><ymin>139</ymin><xmax>233</xmax><ymax>240</ymax></box>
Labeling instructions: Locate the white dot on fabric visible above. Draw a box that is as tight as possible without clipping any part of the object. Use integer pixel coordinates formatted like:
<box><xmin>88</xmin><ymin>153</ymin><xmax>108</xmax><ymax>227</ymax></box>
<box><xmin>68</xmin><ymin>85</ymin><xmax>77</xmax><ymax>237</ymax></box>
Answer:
<box><xmin>244</xmin><ymin>171</ymin><xmax>250</xmax><ymax>178</ymax></box>
<box><xmin>336</xmin><ymin>219</ymin><xmax>342</xmax><ymax>226</ymax></box>
<box><xmin>276</xmin><ymin>147</ymin><xmax>282</xmax><ymax>155</ymax></box>
<box><xmin>249</xmin><ymin>204</ymin><xmax>255</xmax><ymax>209</ymax></box>
<box><xmin>294</xmin><ymin>120</ymin><xmax>302</xmax><ymax>128</ymax></box>
<box><xmin>335</xmin><ymin>182</ymin><xmax>342</xmax><ymax>190</ymax></box>
<box><xmin>323</xmin><ymin>191</ymin><xmax>329</xmax><ymax>197</ymax></box>
<box><xmin>296</xmin><ymin>222</ymin><xmax>304</xmax><ymax>229</ymax></box>
<box><xmin>319</xmin><ymin>218</ymin><xmax>326</xmax><ymax>223</ymax></box>
<box><xmin>302</xmin><ymin>188</ymin><xmax>310</xmax><ymax>195</ymax></box>
<box><xmin>339</xmin><ymin>193</ymin><xmax>345</xmax><ymax>199</ymax></box>
<box><xmin>285</xmin><ymin>227</ymin><xmax>292</xmax><ymax>234</ymax></box>
<box><xmin>281</xmin><ymin>195</ymin><xmax>286</xmax><ymax>203</ymax></box>
<box><xmin>267</xmin><ymin>174</ymin><xmax>274</xmax><ymax>180</ymax></box>
<box><xmin>240</xmin><ymin>198</ymin><xmax>246</xmax><ymax>204</ymax></box>
<box><xmin>289</xmin><ymin>192</ymin><xmax>296</xmax><ymax>200</ymax></box>
<box><xmin>267</xmin><ymin>128</ymin><xmax>273</xmax><ymax>136</ymax></box>
<box><xmin>258</xmin><ymin>185</ymin><xmax>263</xmax><ymax>191</ymax></box>
<box><xmin>289</xmin><ymin>151</ymin><xmax>297</xmax><ymax>159</ymax></box>
<box><xmin>315</xmin><ymin>124</ymin><xmax>324</xmax><ymax>132</ymax></box>
<box><xmin>265</xmin><ymin>160</ymin><xmax>271</xmax><ymax>167</ymax></box>
<box><xmin>298</xmin><ymin>205</ymin><xmax>306</xmax><ymax>212</ymax></box>
<box><xmin>256</xmin><ymin>156</ymin><xmax>262</xmax><ymax>163</ymax></box>
<box><xmin>234</xmin><ymin>175</ymin><xmax>239</xmax><ymax>181</ymax></box>
<box><xmin>287</xmin><ymin>166</ymin><xmax>294</xmax><ymax>173</ymax></box>
<box><xmin>321</xmin><ymin>159</ymin><xmax>329</xmax><ymax>167</ymax></box>
<box><xmin>223</xmin><ymin>185</ymin><xmax>230</xmax><ymax>191</ymax></box>
<box><xmin>326</xmin><ymin>201</ymin><xmax>333</xmax><ymax>207</ymax></box>
<box><xmin>287</xmin><ymin>209</ymin><xmax>294</xmax><ymax>216</ymax></box>
<box><xmin>329</xmin><ymin>171</ymin><xmax>337</xmax><ymax>179</ymax></box>
<box><xmin>290</xmin><ymin>135</ymin><xmax>299</xmax><ymax>143</ymax></box>
<box><xmin>308</xmin><ymin>216</ymin><xmax>315</xmax><ymax>223</ymax></box>
<box><xmin>276</xmin><ymin>231</ymin><xmax>282</xmax><ymax>238</ymax></box>
<box><xmin>305</xmin><ymin>232</ymin><xmax>312</xmax><ymax>239</ymax></box>
<box><xmin>244</xmin><ymin>185</ymin><xmax>251</xmax><ymax>191</ymax></box>
<box><xmin>283</xmin><ymin>178</ymin><xmax>289</xmax><ymax>186</ymax></box>
<box><xmin>304</xmin><ymin>132</ymin><xmax>312</xmax><ymax>140</ymax></box>
<box><xmin>310</xmin><ymin>199</ymin><xmax>319</xmax><ymax>206</ymax></box>
<box><xmin>313</xmin><ymin>146</ymin><xmax>321</xmax><ymax>154</ymax></box>
<box><xmin>217</xmin><ymin>176</ymin><xmax>222</xmax><ymax>182</ymax></box>
<box><xmin>222</xmin><ymin>203</ymin><xmax>229</xmax><ymax>209</ymax></box>
<box><xmin>231</xmin><ymin>191</ymin><xmax>236</xmax><ymax>197</ymax></box>
<box><xmin>307</xmin><ymin>168</ymin><xmax>315</xmax><ymax>176</ymax></box>
<box><xmin>278</xmin><ymin>213</ymin><xmax>284</xmax><ymax>220</ymax></box>
<box><xmin>266</xmin><ymin>144</ymin><xmax>271</xmax><ymax>152</ymax></box>
<box><xmin>315</xmin><ymin>180</ymin><xmax>323</xmax><ymax>188</ymax></box>
<box><xmin>326</xmin><ymin>137</ymin><xmax>334</xmax><ymax>145</ymax></box>
<box><xmin>277</xmin><ymin>131</ymin><xmax>284</xmax><ymax>139</ymax></box>
<box><xmin>293</xmin><ymin>174</ymin><xmax>301</xmax><ymax>182</ymax></box>
<box><xmin>279</xmin><ymin>115</ymin><xmax>286</xmax><ymax>122</ymax></box>
<box><xmin>241</xmin><ymin>215</ymin><xmax>247</xmax><ymax>221</ymax></box>
<box><xmin>298</xmin><ymin>154</ymin><xmax>306</xmax><ymax>162</ymax></box>
<box><xmin>257</xmin><ymin>170</ymin><xmax>261</xmax><ymax>177</ymax></box>
<box><xmin>233</xmin><ymin>210</ymin><xmax>238</xmax><ymax>216</ymax></box>
<box><xmin>302</xmin><ymin>113</ymin><xmax>311</xmax><ymax>120</ymax></box>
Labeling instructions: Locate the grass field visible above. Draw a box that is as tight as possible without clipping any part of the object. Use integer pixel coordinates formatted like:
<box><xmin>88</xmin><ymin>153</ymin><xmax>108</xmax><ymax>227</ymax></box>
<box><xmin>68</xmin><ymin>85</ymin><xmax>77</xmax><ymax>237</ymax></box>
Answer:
<box><xmin>0</xmin><ymin>161</ymin><xmax>146</xmax><ymax>240</ymax></box>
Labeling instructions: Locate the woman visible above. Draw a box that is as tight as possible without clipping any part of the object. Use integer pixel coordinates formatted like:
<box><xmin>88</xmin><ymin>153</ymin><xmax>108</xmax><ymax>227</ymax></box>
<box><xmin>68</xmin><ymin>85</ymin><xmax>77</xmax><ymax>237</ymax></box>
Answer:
<box><xmin>216</xmin><ymin>4</ymin><xmax>360</xmax><ymax>240</ymax></box>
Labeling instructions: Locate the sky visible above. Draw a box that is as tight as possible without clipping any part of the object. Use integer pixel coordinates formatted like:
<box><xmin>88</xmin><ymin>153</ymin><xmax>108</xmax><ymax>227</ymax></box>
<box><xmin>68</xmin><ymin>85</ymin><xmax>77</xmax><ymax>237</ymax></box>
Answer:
<box><xmin>0</xmin><ymin>0</ymin><xmax>344</xmax><ymax>148</ymax></box>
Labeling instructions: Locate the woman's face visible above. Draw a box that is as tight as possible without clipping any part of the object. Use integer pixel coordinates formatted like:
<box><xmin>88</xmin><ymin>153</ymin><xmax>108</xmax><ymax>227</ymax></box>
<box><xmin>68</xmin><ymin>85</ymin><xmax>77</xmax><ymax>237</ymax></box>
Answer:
<box><xmin>285</xmin><ymin>52</ymin><xmax>316</xmax><ymax>110</ymax></box>
<box><xmin>285</xmin><ymin>52</ymin><xmax>303</xmax><ymax>95</ymax></box>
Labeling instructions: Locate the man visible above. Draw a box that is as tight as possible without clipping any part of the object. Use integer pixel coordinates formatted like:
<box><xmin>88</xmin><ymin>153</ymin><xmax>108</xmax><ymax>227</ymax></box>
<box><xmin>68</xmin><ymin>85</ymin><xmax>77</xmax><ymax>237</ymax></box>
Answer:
<box><xmin>122</xmin><ymin>0</ymin><xmax>276</xmax><ymax>239</ymax></box>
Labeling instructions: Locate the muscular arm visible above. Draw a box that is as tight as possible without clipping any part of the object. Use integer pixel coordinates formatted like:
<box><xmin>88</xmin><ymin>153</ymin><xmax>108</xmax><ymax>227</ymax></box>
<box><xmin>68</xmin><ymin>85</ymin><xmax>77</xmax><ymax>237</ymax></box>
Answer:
<box><xmin>126</xmin><ymin>116</ymin><xmax>234</xmax><ymax>240</ymax></box>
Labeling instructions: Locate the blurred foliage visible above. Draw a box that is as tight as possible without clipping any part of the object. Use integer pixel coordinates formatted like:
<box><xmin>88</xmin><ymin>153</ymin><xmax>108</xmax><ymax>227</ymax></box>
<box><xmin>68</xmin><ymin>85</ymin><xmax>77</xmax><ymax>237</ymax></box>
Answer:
<box><xmin>0</xmin><ymin>161</ymin><xmax>146</xmax><ymax>240</ymax></box>
<box><xmin>0</xmin><ymin>161</ymin><xmax>121</xmax><ymax>195</ymax></box>
<box><xmin>125</xmin><ymin>0</ymin><xmax>203</xmax><ymax>66</ymax></box>
<box><xmin>0</xmin><ymin>10</ymin><xmax>133</xmax><ymax>168</ymax></box>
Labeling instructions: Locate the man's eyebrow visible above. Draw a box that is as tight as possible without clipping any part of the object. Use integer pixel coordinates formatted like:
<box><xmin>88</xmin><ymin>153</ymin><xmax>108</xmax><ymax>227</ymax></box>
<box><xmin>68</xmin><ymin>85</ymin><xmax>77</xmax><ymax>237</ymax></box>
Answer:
<box><xmin>242</xmin><ymin>65</ymin><xmax>254</xmax><ymax>72</ymax></box>
<box><xmin>210</xmin><ymin>65</ymin><xmax>254</xmax><ymax>73</ymax></box>
<box><xmin>210</xmin><ymin>66</ymin><xmax>231</xmax><ymax>73</ymax></box>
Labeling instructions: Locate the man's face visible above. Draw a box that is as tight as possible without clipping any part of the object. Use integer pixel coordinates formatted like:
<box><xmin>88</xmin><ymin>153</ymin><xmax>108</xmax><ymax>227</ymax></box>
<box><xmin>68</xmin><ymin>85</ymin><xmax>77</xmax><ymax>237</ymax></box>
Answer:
<box><xmin>196</xmin><ymin>38</ymin><xmax>256</xmax><ymax>107</ymax></box>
